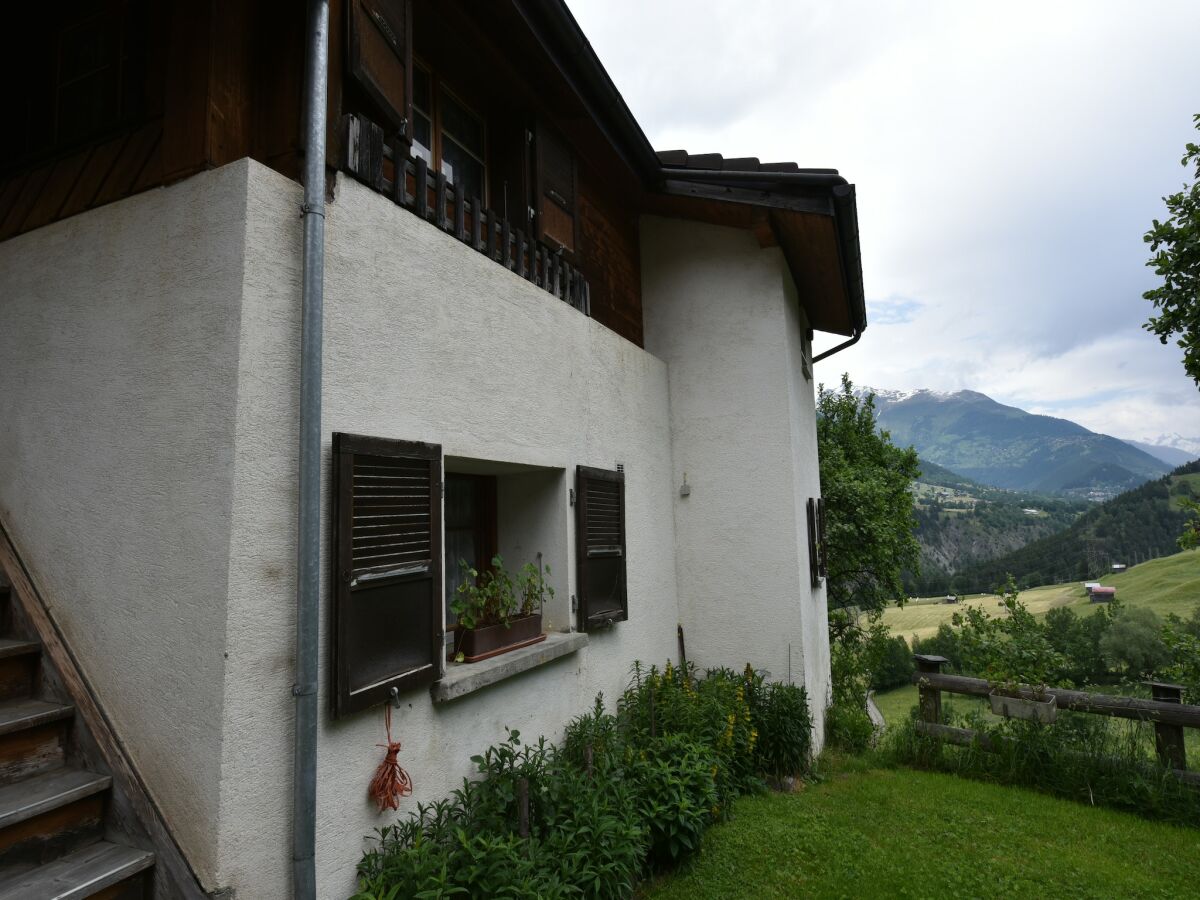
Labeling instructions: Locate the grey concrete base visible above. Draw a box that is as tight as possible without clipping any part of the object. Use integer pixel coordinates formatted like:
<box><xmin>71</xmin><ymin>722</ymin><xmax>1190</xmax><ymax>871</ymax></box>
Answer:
<box><xmin>431</xmin><ymin>632</ymin><xmax>589</xmax><ymax>703</ymax></box>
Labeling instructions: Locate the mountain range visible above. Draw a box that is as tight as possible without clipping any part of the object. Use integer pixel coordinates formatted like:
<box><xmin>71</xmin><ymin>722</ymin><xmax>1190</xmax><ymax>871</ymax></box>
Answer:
<box><xmin>1124</xmin><ymin>439</ymin><xmax>1198</xmax><ymax>467</ymax></box>
<box><xmin>866</xmin><ymin>388</ymin><xmax>1180</xmax><ymax>497</ymax></box>
<box><xmin>952</xmin><ymin>460</ymin><xmax>1200</xmax><ymax>593</ymax></box>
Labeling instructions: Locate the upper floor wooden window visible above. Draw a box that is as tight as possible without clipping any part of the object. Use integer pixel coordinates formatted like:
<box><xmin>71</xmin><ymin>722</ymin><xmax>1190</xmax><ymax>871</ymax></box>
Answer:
<box><xmin>411</xmin><ymin>63</ymin><xmax>487</xmax><ymax>205</ymax></box>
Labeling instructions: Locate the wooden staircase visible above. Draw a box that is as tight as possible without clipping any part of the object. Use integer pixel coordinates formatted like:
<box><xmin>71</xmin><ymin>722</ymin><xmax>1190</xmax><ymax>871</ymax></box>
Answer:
<box><xmin>0</xmin><ymin>584</ymin><xmax>154</xmax><ymax>898</ymax></box>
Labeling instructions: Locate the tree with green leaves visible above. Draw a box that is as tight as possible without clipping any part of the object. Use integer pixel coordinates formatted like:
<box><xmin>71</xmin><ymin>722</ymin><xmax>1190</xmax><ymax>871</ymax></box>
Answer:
<box><xmin>1144</xmin><ymin>114</ymin><xmax>1200</xmax><ymax>387</ymax></box>
<box><xmin>817</xmin><ymin>375</ymin><xmax>921</xmax><ymax>631</ymax></box>
<box><xmin>817</xmin><ymin>376</ymin><xmax>921</xmax><ymax>748</ymax></box>
<box><xmin>1178</xmin><ymin>497</ymin><xmax>1200</xmax><ymax>551</ymax></box>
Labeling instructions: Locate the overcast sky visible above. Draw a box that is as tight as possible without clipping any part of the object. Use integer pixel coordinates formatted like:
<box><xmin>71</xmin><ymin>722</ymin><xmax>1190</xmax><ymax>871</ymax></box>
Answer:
<box><xmin>568</xmin><ymin>0</ymin><xmax>1200</xmax><ymax>445</ymax></box>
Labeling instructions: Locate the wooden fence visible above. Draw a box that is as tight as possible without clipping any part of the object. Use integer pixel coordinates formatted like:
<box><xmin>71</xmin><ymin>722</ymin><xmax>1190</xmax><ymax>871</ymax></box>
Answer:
<box><xmin>340</xmin><ymin>114</ymin><xmax>591</xmax><ymax>315</ymax></box>
<box><xmin>912</xmin><ymin>654</ymin><xmax>1200</xmax><ymax>787</ymax></box>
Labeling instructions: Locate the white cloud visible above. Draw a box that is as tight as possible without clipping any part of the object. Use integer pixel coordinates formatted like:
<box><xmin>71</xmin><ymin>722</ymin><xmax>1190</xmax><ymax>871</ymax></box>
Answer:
<box><xmin>568</xmin><ymin>0</ymin><xmax>1200</xmax><ymax>437</ymax></box>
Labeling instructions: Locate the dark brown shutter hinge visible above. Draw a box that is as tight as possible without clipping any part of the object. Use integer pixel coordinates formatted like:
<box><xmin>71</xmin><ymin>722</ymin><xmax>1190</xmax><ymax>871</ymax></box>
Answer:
<box><xmin>569</xmin><ymin>488</ymin><xmax>576</xmax><ymax>506</ymax></box>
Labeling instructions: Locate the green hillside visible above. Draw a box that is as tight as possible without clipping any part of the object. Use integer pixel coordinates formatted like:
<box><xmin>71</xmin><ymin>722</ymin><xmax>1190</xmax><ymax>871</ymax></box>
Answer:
<box><xmin>883</xmin><ymin>547</ymin><xmax>1200</xmax><ymax>645</ymax></box>
<box><xmin>872</xmin><ymin>389</ymin><xmax>1170</xmax><ymax>496</ymax></box>
<box><xmin>905</xmin><ymin>458</ymin><xmax>1089</xmax><ymax>595</ymax></box>
<box><xmin>948</xmin><ymin>460</ymin><xmax>1200</xmax><ymax>594</ymax></box>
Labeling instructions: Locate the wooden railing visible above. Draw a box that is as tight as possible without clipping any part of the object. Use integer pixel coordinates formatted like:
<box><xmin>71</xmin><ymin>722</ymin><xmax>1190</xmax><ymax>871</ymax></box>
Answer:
<box><xmin>340</xmin><ymin>114</ymin><xmax>591</xmax><ymax>315</ymax></box>
<box><xmin>912</xmin><ymin>654</ymin><xmax>1200</xmax><ymax>786</ymax></box>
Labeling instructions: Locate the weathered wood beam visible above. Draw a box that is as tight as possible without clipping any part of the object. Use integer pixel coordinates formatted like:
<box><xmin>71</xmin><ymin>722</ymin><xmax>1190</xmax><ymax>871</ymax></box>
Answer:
<box><xmin>910</xmin><ymin>671</ymin><xmax>1200</xmax><ymax>729</ymax></box>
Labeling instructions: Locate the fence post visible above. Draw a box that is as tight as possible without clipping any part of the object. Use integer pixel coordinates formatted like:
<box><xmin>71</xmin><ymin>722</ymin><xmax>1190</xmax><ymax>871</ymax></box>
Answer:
<box><xmin>914</xmin><ymin>655</ymin><xmax>948</xmax><ymax>724</ymax></box>
<box><xmin>1146</xmin><ymin>681</ymin><xmax>1187</xmax><ymax>770</ymax></box>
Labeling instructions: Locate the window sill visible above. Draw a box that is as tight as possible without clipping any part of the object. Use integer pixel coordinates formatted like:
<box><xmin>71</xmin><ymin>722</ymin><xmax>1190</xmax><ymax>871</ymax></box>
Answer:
<box><xmin>431</xmin><ymin>632</ymin><xmax>588</xmax><ymax>703</ymax></box>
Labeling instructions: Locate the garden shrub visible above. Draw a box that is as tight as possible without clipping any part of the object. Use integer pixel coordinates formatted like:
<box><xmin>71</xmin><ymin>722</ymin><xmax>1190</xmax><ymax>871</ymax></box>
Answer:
<box><xmin>826</xmin><ymin>635</ymin><xmax>875</xmax><ymax>753</ymax></box>
<box><xmin>355</xmin><ymin>660</ymin><xmax>815</xmax><ymax>899</ymax></box>
<box><xmin>754</xmin><ymin>681</ymin><xmax>813</xmax><ymax>780</ymax></box>
<box><xmin>626</xmin><ymin>733</ymin><xmax>718</xmax><ymax>867</ymax></box>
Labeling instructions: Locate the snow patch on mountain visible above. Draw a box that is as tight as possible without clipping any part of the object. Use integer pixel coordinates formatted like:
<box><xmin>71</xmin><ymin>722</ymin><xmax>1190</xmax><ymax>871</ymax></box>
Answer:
<box><xmin>1137</xmin><ymin>434</ymin><xmax>1200</xmax><ymax>456</ymax></box>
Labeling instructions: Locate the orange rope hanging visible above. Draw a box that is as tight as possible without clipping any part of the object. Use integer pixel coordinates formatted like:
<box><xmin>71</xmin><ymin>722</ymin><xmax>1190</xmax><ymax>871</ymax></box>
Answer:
<box><xmin>368</xmin><ymin>704</ymin><xmax>413</xmax><ymax>812</ymax></box>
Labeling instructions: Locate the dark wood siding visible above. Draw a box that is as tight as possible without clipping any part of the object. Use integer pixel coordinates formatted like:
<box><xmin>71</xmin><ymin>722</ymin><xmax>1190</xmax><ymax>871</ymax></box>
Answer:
<box><xmin>577</xmin><ymin>168</ymin><xmax>643</xmax><ymax>347</ymax></box>
<box><xmin>2</xmin><ymin>0</ymin><xmax>647</xmax><ymax>348</ymax></box>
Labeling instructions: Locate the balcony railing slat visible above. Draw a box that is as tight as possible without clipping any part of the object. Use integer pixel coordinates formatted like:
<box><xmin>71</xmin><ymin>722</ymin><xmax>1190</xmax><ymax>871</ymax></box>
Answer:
<box><xmin>339</xmin><ymin>113</ymin><xmax>591</xmax><ymax>314</ymax></box>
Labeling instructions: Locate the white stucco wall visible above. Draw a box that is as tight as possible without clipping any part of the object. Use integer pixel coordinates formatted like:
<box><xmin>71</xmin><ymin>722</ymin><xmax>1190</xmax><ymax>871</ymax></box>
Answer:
<box><xmin>213</xmin><ymin>168</ymin><xmax>683</xmax><ymax>898</ymax></box>
<box><xmin>1</xmin><ymin>160</ymin><xmax>833</xmax><ymax>899</ymax></box>
<box><xmin>0</xmin><ymin>163</ymin><xmax>255</xmax><ymax>885</ymax></box>
<box><xmin>641</xmin><ymin>216</ymin><xmax>831</xmax><ymax>741</ymax></box>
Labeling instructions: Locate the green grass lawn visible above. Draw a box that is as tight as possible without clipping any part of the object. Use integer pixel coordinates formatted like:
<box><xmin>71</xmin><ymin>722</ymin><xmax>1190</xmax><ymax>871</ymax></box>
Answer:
<box><xmin>643</xmin><ymin>762</ymin><xmax>1199</xmax><ymax>899</ymax></box>
<box><xmin>881</xmin><ymin>549</ymin><xmax>1200</xmax><ymax>644</ymax></box>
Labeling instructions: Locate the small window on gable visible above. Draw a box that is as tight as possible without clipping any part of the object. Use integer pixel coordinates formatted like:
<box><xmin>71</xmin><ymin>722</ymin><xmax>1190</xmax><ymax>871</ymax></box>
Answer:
<box><xmin>575</xmin><ymin>466</ymin><xmax>628</xmax><ymax>631</ymax></box>
<box><xmin>331</xmin><ymin>433</ymin><xmax>442</xmax><ymax>717</ymax></box>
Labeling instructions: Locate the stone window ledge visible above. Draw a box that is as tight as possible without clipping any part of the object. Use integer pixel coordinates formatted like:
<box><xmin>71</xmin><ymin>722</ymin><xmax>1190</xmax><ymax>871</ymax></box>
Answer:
<box><xmin>430</xmin><ymin>632</ymin><xmax>588</xmax><ymax>703</ymax></box>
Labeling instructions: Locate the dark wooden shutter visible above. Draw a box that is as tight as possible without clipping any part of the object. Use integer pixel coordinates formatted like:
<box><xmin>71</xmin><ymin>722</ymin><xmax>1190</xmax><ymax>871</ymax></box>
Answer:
<box><xmin>817</xmin><ymin>497</ymin><xmax>828</xmax><ymax>580</ymax></box>
<box><xmin>807</xmin><ymin>497</ymin><xmax>827</xmax><ymax>588</ymax></box>
<box><xmin>533</xmin><ymin>121</ymin><xmax>577</xmax><ymax>253</ymax></box>
<box><xmin>347</xmin><ymin>0</ymin><xmax>413</xmax><ymax>140</ymax></box>
<box><xmin>576</xmin><ymin>466</ymin><xmax>627</xmax><ymax>630</ymax></box>
<box><xmin>332</xmin><ymin>433</ymin><xmax>441</xmax><ymax>717</ymax></box>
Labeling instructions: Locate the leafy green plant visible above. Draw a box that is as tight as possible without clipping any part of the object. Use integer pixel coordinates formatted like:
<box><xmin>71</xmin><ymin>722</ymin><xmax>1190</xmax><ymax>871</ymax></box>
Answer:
<box><xmin>952</xmin><ymin>574</ymin><xmax>1066</xmax><ymax>696</ymax></box>
<box><xmin>451</xmin><ymin>556</ymin><xmax>552</xmax><ymax>633</ymax></box>
<box><xmin>516</xmin><ymin>561</ymin><xmax>554</xmax><ymax>617</ymax></box>
<box><xmin>356</xmin><ymin>660</ymin><xmax>819</xmax><ymax>898</ymax></box>
<box><xmin>450</xmin><ymin>555</ymin><xmax>516</xmax><ymax>631</ymax></box>
<box><xmin>1099</xmin><ymin>606</ymin><xmax>1169</xmax><ymax>679</ymax></box>
<box><xmin>1161</xmin><ymin>607</ymin><xmax>1200</xmax><ymax>698</ymax></box>
<box><xmin>626</xmin><ymin>733</ymin><xmax>718</xmax><ymax>867</ymax></box>
<box><xmin>1143</xmin><ymin>113</ymin><xmax>1200</xmax><ymax>386</ymax></box>
<box><xmin>356</xmin><ymin>727</ymin><xmax>643</xmax><ymax>900</ymax></box>
<box><xmin>754</xmin><ymin>682</ymin><xmax>812</xmax><ymax>780</ymax></box>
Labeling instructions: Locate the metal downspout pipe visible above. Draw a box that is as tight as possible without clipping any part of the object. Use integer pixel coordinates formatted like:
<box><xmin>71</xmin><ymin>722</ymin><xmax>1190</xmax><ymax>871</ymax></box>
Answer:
<box><xmin>812</xmin><ymin>329</ymin><xmax>862</xmax><ymax>364</ymax></box>
<box><xmin>294</xmin><ymin>1</ymin><xmax>328</xmax><ymax>898</ymax></box>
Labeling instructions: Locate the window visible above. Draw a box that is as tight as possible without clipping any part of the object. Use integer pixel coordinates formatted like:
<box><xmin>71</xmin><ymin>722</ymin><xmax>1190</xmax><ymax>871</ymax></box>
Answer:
<box><xmin>411</xmin><ymin>63</ymin><xmax>487</xmax><ymax>203</ymax></box>
<box><xmin>443</xmin><ymin>473</ymin><xmax>497</xmax><ymax>633</ymax></box>
<box><xmin>575</xmin><ymin>466</ymin><xmax>628</xmax><ymax>630</ymax></box>
<box><xmin>331</xmin><ymin>433</ymin><xmax>442</xmax><ymax>717</ymax></box>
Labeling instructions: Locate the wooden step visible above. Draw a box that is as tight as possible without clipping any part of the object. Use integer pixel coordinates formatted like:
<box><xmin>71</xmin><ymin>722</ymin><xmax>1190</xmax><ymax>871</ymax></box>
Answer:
<box><xmin>0</xmin><ymin>700</ymin><xmax>74</xmax><ymax>737</ymax></box>
<box><xmin>0</xmin><ymin>770</ymin><xmax>110</xmax><ymax>868</ymax></box>
<box><xmin>0</xmin><ymin>640</ymin><xmax>39</xmax><ymax>704</ymax></box>
<box><xmin>0</xmin><ymin>701</ymin><xmax>75</xmax><ymax>787</ymax></box>
<box><xmin>0</xmin><ymin>770</ymin><xmax>110</xmax><ymax>830</ymax></box>
<box><xmin>0</xmin><ymin>640</ymin><xmax>39</xmax><ymax>661</ymax></box>
<box><xmin>0</xmin><ymin>841</ymin><xmax>154</xmax><ymax>899</ymax></box>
